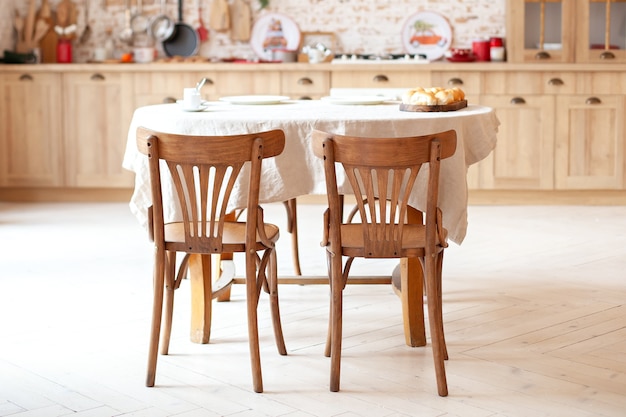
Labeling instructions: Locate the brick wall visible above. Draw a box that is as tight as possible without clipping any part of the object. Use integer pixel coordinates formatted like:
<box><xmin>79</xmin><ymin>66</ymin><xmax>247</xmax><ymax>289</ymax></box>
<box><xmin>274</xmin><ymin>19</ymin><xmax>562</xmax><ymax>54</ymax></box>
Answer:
<box><xmin>2</xmin><ymin>0</ymin><xmax>505</xmax><ymax>62</ymax></box>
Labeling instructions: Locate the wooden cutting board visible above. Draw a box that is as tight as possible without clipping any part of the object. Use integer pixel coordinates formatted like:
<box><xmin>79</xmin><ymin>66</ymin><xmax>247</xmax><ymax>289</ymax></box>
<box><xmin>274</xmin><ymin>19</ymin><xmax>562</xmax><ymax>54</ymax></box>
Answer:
<box><xmin>209</xmin><ymin>0</ymin><xmax>230</xmax><ymax>32</ymax></box>
<box><xmin>38</xmin><ymin>0</ymin><xmax>57</xmax><ymax>62</ymax></box>
<box><xmin>230</xmin><ymin>0</ymin><xmax>251</xmax><ymax>41</ymax></box>
<box><xmin>399</xmin><ymin>100</ymin><xmax>468</xmax><ymax>112</ymax></box>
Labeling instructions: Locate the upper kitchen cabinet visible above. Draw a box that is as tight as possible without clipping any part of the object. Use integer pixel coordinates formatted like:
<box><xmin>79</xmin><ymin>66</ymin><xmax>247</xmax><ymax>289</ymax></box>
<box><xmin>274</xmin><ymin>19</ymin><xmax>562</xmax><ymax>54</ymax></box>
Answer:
<box><xmin>576</xmin><ymin>0</ymin><xmax>626</xmax><ymax>63</ymax></box>
<box><xmin>63</xmin><ymin>71</ymin><xmax>135</xmax><ymax>188</ymax></box>
<box><xmin>507</xmin><ymin>0</ymin><xmax>576</xmax><ymax>63</ymax></box>
<box><xmin>0</xmin><ymin>72</ymin><xmax>64</xmax><ymax>187</ymax></box>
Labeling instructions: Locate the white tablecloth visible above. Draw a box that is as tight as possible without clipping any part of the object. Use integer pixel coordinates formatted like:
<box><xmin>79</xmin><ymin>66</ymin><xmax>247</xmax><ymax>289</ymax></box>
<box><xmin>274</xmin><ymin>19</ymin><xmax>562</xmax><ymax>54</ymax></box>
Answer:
<box><xmin>123</xmin><ymin>100</ymin><xmax>499</xmax><ymax>244</ymax></box>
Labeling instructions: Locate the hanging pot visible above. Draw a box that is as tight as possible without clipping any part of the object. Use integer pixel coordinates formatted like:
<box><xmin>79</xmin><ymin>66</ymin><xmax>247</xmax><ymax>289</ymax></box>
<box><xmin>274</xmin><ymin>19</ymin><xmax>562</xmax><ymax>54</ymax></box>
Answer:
<box><xmin>162</xmin><ymin>0</ymin><xmax>199</xmax><ymax>57</ymax></box>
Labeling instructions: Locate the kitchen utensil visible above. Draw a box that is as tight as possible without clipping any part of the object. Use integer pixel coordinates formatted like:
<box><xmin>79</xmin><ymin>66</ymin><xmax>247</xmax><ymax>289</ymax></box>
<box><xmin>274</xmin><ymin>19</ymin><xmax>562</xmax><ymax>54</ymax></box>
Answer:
<box><xmin>209</xmin><ymin>0</ymin><xmax>230</xmax><ymax>32</ymax></box>
<box><xmin>23</xmin><ymin>0</ymin><xmax>37</xmax><ymax>47</ymax></box>
<box><xmin>13</xmin><ymin>14</ymin><xmax>24</xmax><ymax>43</ymax></box>
<box><xmin>119</xmin><ymin>0</ymin><xmax>133</xmax><ymax>44</ymax></box>
<box><xmin>196</xmin><ymin>77</ymin><xmax>207</xmax><ymax>91</ymax></box>
<box><xmin>79</xmin><ymin>0</ymin><xmax>92</xmax><ymax>43</ymax></box>
<box><xmin>131</xmin><ymin>0</ymin><xmax>149</xmax><ymax>35</ymax></box>
<box><xmin>230</xmin><ymin>0</ymin><xmax>251</xmax><ymax>41</ymax></box>
<box><xmin>196</xmin><ymin>0</ymin><xmax>209</xmax><ymax>42</ymax></box>
<box><xmin>150</xmin><ymin>0</ymin><xmax>175</xmax><ymax>42</ymax></box>
<box><xmin>37</xmin><ymin>0</ymin><xmax>57</xmax><ymax>63</ymax></box>
<box><xmin>162</xmin><ymin>0</ymin><xmax>199</xmax><ymax>57</ymax></box>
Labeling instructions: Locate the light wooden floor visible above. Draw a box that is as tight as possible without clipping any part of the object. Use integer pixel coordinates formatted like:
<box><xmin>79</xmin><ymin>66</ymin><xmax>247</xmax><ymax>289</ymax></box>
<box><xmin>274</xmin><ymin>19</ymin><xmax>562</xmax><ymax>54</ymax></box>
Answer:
<box><xmin>1</xmin><ymin>202</ymin><xmax>625</xmax><ymax>417</ymax></box>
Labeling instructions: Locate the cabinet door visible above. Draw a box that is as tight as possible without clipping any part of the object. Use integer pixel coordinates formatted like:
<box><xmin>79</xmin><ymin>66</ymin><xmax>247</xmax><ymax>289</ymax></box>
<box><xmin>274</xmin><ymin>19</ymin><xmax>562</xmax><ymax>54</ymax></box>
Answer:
<box><xmin>555</xmin><ymin>95</ymin><xmax>625</xmax><ymax>189</ymax></box>
<box><xmin>0</xmin><ymin>72</ymin><xmax>64</xmax><ymax>187</ymax></box>
<box><xmin>576</xmin><ymin>0</ymin><xmax>626</xmax><ymax>63</ymax></box>
<box><xmin>476</xmin><ymin>95</ymin><xmax>555</xmax><ymax>190</ymax></box>
<box><xmin>506</xmin><ymin>0</ymin><xmax>575</xmax><ymax>63</ymax></box>
<box><xmin>63</xmin><ymin>72</ymin><xmax>135</xmax><ymax>188</ymax></box>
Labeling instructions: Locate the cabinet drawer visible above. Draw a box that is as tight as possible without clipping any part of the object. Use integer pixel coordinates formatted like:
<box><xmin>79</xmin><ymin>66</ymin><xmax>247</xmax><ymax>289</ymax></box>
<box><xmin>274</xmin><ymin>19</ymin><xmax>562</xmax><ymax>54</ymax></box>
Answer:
<box><xmin>482</xmin><ymin>71</ymin><xmax>576</xmax><ymax>95</ymax></box>
<box><xmin>430</xmin><ymin>71</ymin><xmax>481</xmax><ymax>95</ymax></box>
<box><xmin>577</xmin><ymin>72</ymin><xmax>626</xmax><ymax>95</ymax></box>
<box><xmin>134</xmin><ymin>72</ymin><xmax>218</xmax><ymax>103</ymax></box>
<box><xmin>332</xmin><ymin>70</ymin><xmax>431</xmax><ymax>88</ymax></box>
<box><xmin>281</xmin><ymin>71</ymin><xmax>329</xmax><ymax>97</ymax></box>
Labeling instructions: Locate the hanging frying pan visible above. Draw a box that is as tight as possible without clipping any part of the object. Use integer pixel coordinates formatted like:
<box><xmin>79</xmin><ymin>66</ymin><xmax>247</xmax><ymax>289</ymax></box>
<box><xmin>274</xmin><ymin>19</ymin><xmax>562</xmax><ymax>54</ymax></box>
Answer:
<box><xmin>163</xmin><ymin>0</ymin><xmax>199</xmax><ymax>57</ymax></box>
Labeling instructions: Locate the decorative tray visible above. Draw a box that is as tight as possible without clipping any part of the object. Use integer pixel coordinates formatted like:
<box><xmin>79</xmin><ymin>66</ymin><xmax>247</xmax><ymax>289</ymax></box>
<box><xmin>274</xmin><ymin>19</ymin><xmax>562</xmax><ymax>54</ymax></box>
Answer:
<box><xmin>399</xmin><ymin>100</ymin><xmax>467</xmax><ymax>112</ymax></box>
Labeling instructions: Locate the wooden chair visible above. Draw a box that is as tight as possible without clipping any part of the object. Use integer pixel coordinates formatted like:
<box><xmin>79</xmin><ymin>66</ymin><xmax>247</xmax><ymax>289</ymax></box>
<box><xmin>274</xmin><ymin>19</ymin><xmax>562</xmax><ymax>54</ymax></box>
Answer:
<box><xmin>311</xmin><ymin>128</ymin><xmax>457</xmax><ymax>397</ymax></box>
<box><xmin>136</xmin><ymin>127</ymin><xmax>287</xmax><ymax>393</ymax></box>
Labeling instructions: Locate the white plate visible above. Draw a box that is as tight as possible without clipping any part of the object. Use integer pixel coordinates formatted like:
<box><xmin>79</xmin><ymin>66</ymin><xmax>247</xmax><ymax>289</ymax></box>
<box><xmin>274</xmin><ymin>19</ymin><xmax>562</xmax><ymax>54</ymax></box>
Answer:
<box><xmin>219</xmin><ymin>95</ymin><xmax>290</xmax><ymax>105</ymax></box>
<box><xmin>321</xmin><ymin>96</ymin><xmax>391</xmax><ymax>105</ymax></box>
<box><xmin>401</xmin><ymin>11</ymin><xmax>452</xmax><ymax>61</ymax></box>
<box><xmin>250</xmin><ymin>13</ymin><xmax>301</xmax><ymax>60</ymax></box>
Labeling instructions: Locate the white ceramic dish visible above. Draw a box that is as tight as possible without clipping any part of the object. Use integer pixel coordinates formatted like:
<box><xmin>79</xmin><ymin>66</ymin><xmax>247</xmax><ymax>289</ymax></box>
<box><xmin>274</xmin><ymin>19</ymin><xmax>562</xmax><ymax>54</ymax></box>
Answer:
<box><xmin>219</xmin><ymin>95</ymin><xmax>290</xmax><ymax>105</ymax></box>
<box><xmin>177</xmin><ymin>100</ymin><xmax>210</xmax><ymax>111</ymax></box>
<box><xmin>249</xmin><ymin>13</ymin><xmax>301</xmax><ymax>61</ymax></box>
<box><xmin>401</xmin><ymin>11</ymin><xmax>452</xmax><ymax>61</ymax></box>
<box><xmin>321</xmin><ymin>96</ymin><xmax>391</xmax><ymax>105</ymax></box>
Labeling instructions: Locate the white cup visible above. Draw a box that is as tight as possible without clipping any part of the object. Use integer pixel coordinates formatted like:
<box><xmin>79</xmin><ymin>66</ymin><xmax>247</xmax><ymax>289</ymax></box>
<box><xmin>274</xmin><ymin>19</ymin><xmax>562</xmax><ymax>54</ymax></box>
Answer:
<box><xmin>93</xmin><ymin>47</ymin><xmax>107</xmax><ymax>62</ymax></box>
<box><xmin>308</xmin><ymin>49</ymin><xmax>324</xmax><ymax>63</ymax></box>
<box><xmin>183</xmin><ymin>88</ymin><xmax>201</xmax><ymax>110</ymax></box>
<box><xmin>133</xmin><ymin>47</ymin><xmax>155</xmax><ymax>63</ymax></box>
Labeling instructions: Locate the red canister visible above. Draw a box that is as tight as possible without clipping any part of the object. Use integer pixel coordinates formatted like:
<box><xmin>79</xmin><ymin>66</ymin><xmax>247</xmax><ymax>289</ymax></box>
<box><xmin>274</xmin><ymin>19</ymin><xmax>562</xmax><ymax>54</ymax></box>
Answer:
<box><xmin>472</xmin><ymin>38</ymin><xmax>491</xmax><ymax>61</ymax></box>
<box><xmin>56</xmin><ymin>39</ymin><xmax>72</xmax><ymax>63</ymax></box>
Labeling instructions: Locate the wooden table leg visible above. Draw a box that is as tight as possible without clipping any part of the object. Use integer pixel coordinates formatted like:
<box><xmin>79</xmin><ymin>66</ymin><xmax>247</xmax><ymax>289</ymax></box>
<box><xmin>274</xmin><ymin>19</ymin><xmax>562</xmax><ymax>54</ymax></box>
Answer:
<box><xmin>392</xmin><ymin>206</ymin><xmax>427</xmax><ymax>347</ymax></box>
<box><xmin>189</xmin><ymin>253</ymin><xmax>212</xmax><ymax>344</ymax></box>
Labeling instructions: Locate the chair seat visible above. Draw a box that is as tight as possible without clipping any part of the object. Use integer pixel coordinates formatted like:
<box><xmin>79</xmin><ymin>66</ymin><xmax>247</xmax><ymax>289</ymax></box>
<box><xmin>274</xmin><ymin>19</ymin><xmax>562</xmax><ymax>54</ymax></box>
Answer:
<box><xmin>164</xmin><ymin>221</ymin><xmax>280</xmax><ymax>251</ymax></box>
<box><xmin>340</xmin><ymin>223</ymin><xmax>447</xmax><ymax>258</ymax></box>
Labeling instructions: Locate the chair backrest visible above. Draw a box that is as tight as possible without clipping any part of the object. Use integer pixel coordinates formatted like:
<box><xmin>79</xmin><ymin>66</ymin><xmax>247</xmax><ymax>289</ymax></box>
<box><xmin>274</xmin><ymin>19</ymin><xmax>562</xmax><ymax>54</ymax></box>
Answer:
<box><xmin>136</xmin><ymin>127</ymin><xmax>285</xmax><ymax>253</ymax></box>
<box><xmin>312</xmin><ymin>129</ymin><xmax>457</xmax><ymax>258</ymax></box>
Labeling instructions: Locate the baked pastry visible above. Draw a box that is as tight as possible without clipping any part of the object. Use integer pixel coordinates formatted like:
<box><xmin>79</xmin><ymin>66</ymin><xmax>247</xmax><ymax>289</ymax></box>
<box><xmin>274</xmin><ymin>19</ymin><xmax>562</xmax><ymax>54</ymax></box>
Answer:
<box><xmin>402</xmin><ymin>87</ymin><xmax>465</xmax><ymax>106</ymax></box>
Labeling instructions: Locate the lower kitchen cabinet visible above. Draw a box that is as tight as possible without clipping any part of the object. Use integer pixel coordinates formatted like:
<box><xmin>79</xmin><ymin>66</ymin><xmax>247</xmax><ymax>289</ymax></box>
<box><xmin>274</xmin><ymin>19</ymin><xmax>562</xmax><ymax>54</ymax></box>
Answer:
<box><xmin>62</xmin><ymin>71</ymin><xmax>135</xmax><ymax>187</ymax></box>
<box><xmin>474</xmin><ymin>94</ymin><xmax>556</xmax><ymax>190</ymax></box>
<box><xmin>0</xmin><ymin>72</ymin><xmax>64</xmax><ymax>187</ymax></box>
<box><xmin>555</xmin><ymin>94</ymin><xmax>626</xmax><ymax>189</ymax></box>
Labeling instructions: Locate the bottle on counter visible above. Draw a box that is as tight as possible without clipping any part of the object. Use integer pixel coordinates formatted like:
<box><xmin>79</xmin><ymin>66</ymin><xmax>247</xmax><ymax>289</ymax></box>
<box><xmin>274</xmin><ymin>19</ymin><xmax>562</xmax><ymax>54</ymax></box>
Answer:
<box><xmin>490</xmin><ymin>37</ymin><xmax>506</xmax><ymax>62</ymax></box>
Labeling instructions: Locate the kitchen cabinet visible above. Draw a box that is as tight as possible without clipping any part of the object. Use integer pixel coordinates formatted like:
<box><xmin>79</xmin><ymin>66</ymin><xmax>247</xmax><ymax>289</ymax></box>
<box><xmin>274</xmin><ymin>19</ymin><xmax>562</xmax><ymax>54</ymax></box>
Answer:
<box><xmin>555</xmin><ymin>92</ymin><xmax>626</xmax><ymax>189</ymax></box>
<box><xmin>507</xmin><ymin>0</ymin><xmax>575</xmax><ymax>63</ymax></box>
<box><xmin>430</xmin><ymin>71</ymin><xmax>481</xmax><ymax>103</ymax></box>
<box><xmin>508</xmin><ymin>0</ymin><xmax>626</xmax><ymax>63</ymax></box>
<box><xmin>0</xmin><ymin>72</ymin><xmax>64</xmax><ymax>187</ymax></box>
<box><xmin>281</xmin><ymin>70</ymin><xmax>329</xmax><ymax>99</ymax></box>
<box><xmin>472</xmin><ymin>71</ymin><xmax>575</xmax><ymax>190</ymax></box>
<box><xmin>63</xmin><ymin>71</ymin><xmax>135</xmax><ymax>187</ymax></box>
<box><xmin>576</xmin><ymin>0</ymin><xmax>626</xmax><ymax>63</ymax></box>
<box><xmin>134</xmin><ymin>71</ymin><xmax>217</xmax><ymax>106</ymax></box>
<box><xmin>331</xmin><ymin>68</ymin><xmax>431</xmax><ymax>88</ymax></box>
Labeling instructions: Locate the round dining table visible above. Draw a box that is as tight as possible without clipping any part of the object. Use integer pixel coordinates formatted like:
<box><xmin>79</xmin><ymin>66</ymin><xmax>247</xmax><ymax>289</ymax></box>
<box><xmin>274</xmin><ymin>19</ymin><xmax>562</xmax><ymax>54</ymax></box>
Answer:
<box><xmin>123</xmin><ymin>97</ymin><xmax>500</xmax><ymax>347</ymax></box>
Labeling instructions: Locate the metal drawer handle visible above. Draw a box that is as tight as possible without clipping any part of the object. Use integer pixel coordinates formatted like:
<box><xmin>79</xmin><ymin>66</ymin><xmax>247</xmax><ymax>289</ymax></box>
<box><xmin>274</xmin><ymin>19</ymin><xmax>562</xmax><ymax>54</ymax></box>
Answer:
<box><xmin>19</xmin><ymin>74</ymin><xmax>34</xmax><ymax>81</ymax></box>
<box><xmin>548</xmin><ymin>78</ymin><xmax>564</xmax><ymax>86</ymax></box>
<box><xmin>600</xmin><ymin>51</ymin><xmax>615</xmax><ymax>60</ymax></box>
<box><xmin>510</xmin><ymin>97</ymin><xmax>526</xmax><ymax>105</ymax></box>
<box><xmin>297</xmin><ymin>77</ymin><xmax>313</xmax><ymax>85</ymax></box>
<box><xmin>163</xmin><ymin>97</ymin><xmax>177</xmax><ymax>104</ymax></box>
<box><xmin>585</xmin><ymin>97</ymin><xmax>601</xmax><ymax>105</ymax></box>
<box><xmin>202</xmin><ymin>77</ymin><xmax>214</xmax><ymax>85</ymax></box>
<box><xmin>535</xmin><ymin>51</ymin><xmax>551</xmax><ymax>60</ymax></box>
<box><xmin>447</xmin><ymin>78</ymin><xmax>463</xmax><ymax>86</ymax></box>
<box><xmin>372</xmin><ymin>74</ymin><xmax>389</xmax><ymax>82</ymax></box>
<box><xmin>90</xmin><ymin>73</ymin><xmax>105</xmax><ymax>81</ymax></box>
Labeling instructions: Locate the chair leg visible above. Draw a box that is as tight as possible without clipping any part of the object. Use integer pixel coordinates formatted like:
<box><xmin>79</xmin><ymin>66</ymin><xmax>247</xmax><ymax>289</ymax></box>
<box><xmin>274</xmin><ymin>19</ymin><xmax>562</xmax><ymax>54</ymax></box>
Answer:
<box><xmin>268</xmin><ymin>248</ymin><xmax>287</xmax><ymax>355</ymax></box>
<box><xmin>246</xmin><ymin>253</ymin><xmax>263</xmax><ymax>393</ymax></box>
<box><xmin>329</xmin><ymin>253</ymin><xmax>343</xmax><ymax>392</ymax></box>
<box><xmin>436</xmin><ymin>252</ymin><xmax>448</xmax><ymax>361</ymax></box>
<box><xmin>324</xmin><ymin>250</ymin><xmax>333</xmax><ymax>358</ymax></box>
<box><xmin>160</xmin><ymin>250</ymin><xmax>177</xmax><ymax>355</ymax></box>
<box><xmin>283</xmin><ymin>198</ymin><xmax>302</xmax><ymax>275</ymax></box>
<box><xmin>146</xmin><ymin>249</ymin><xmax>166</xmax><ymax>387</ymax></box>
<box><xmin>424</xmin><ymin>254</ymin><xmax>448</xmax><ymax>397</ymax></box>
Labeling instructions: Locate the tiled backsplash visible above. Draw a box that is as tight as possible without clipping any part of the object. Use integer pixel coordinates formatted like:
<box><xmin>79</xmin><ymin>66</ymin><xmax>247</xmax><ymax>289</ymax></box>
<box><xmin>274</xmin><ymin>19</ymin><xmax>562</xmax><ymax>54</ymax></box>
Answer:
<box><xmin>2</xmin><ymin>0</ymin><xmax>505</xmax><ymax>62</ymax></box>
